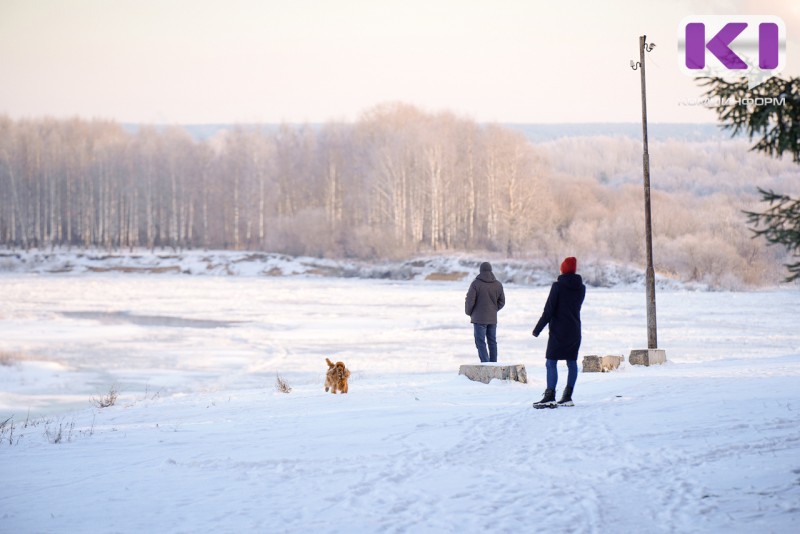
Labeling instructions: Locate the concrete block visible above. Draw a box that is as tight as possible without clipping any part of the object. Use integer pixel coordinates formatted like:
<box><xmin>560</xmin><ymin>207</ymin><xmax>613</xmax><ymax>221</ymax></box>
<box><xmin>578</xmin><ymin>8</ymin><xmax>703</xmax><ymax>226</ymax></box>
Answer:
<box><xmin>629</xmin><ymin>349</ymin><xmax>667</xmax><ymax>366</ymax></box>
<box><xmin>582</xmin><ymin>354</ymin><xmax>624</xmax><ymax>373</ymax></box>
<box><xmin>459</xmin><ymin>363</ymin><xmax>527</xmax><ymax>384</ymax></box>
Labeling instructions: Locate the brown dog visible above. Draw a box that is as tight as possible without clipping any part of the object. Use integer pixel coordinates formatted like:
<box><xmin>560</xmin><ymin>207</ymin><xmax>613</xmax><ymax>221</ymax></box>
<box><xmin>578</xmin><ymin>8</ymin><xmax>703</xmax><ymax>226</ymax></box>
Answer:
<box><xmin>325</xmin><ymin>358</ymin><xmax>350</xmax><ymax>394</ymax></box>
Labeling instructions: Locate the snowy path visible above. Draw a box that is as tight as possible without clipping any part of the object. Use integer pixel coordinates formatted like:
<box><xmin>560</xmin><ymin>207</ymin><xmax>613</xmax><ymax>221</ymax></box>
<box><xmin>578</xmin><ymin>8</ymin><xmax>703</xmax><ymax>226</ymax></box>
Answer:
<box><xmin>4</xmin><ymin>359</ymin><xmax>800</xmax><ymax>533</ymax></box>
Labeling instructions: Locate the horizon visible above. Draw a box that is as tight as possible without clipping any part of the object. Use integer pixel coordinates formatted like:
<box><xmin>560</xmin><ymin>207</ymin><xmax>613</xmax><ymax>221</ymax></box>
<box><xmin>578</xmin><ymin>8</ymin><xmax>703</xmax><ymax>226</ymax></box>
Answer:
<box><xmin>1</xmin><ymin>114</ymin><xmax>733</xmax><ymax>142</ymax></box>
<box><xmin>116</xmin><ymin>119</ymin><xmax>735</xmax><ymax>142</ymax></box>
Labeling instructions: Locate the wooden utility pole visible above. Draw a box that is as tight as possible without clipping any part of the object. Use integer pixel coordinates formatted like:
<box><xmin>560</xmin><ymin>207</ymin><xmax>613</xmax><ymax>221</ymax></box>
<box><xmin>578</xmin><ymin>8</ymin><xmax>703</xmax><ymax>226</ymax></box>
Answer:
<box><xmin>631</xmin><ymin>35</ymin><xmax>661</xmax><ymax>357</ymax></box>
<box><xmin>639</xmin><ymin>35</ymin><xmax>657</xmax><ymax>349</ymax></box>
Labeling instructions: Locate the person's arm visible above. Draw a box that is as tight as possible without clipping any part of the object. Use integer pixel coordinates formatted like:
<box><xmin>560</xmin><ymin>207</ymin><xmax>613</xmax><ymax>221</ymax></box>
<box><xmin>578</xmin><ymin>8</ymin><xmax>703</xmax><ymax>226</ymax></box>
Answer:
<box><xmin>497</xmin><ymin>284</ymin><xmax>505</xmax><ymax>311</ymax></box>
<box><xmin>532</xmin><ymin>283</ymin><xmax>558</xmax><ymax>336</ymax></box>
<box><xmin>465</xmin><ymin>282</ymin><xmax>477</xmax><ymax>316</ymax></box>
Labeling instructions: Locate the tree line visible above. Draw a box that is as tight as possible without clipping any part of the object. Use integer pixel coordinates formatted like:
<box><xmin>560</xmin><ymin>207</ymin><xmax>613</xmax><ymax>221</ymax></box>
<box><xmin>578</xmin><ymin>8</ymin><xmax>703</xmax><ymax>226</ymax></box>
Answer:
<box><xmin>0</xmin><ymin>104</ymin><xmax>552</xmax><ymax>259</ymax></box>
<box><xmin>0</xmin><ymin>103</ymin><xmax>794</xmax><ymax>287</ymax></box>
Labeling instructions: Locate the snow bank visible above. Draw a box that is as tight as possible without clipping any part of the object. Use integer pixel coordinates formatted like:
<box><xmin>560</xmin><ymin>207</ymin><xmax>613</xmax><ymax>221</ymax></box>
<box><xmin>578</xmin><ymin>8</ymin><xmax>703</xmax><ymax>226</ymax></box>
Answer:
<box><xmin>0</xmin><ymin>249</ymin><xmax>695</xmax><ymax>289</ymax></box>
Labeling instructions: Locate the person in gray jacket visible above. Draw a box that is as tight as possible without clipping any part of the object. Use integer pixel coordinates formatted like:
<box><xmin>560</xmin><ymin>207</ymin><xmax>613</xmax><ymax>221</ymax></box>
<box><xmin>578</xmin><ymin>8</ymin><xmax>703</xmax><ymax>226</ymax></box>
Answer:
<box><xmin>465</xmin><ymin>262</ymin><xmax>506</xmax><ymax>363</ymax></box>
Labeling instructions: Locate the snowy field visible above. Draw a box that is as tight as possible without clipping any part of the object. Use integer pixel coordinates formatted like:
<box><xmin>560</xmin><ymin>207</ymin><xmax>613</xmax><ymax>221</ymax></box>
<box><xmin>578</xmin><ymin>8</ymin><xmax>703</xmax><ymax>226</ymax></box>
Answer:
<box><xmin>1</xmin><ymin>273</ymin><xmax>799</xmax><ymax>533</ymax></box>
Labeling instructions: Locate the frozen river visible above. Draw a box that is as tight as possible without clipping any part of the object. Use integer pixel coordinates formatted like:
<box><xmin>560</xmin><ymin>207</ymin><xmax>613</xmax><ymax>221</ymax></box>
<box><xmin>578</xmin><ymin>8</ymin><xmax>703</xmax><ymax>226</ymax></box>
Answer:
<box><xmin>1</xmin><ymin>273</ymin><xmax>798</xmax><ymax>418</ymax></box>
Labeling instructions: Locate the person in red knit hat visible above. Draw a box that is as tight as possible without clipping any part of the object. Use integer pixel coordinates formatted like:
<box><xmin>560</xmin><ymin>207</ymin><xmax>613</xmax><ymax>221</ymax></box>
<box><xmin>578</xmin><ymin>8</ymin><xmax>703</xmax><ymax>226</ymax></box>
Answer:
<box><xmin>531</xmin><ymin>256</ymin><xmax>586</xmax><ymax>408</ymax></box>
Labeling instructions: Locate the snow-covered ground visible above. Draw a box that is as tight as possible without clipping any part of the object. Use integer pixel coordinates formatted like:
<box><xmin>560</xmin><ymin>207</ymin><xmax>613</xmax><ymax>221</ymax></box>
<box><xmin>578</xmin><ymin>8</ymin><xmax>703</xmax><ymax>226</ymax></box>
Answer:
<box><xmin>1</xmin><ymin>272</ymin><xmax>799</xmax><ymax>533</ymax></box>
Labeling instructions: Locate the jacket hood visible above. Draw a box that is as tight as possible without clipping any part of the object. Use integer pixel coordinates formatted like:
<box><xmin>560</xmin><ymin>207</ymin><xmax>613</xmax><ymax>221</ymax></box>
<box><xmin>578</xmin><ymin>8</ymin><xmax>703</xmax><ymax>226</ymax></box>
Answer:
<box><xmin>557</xmin><ymin>273</ymin><xmax>584</xmax><ymax>289</ymax></box>
<box><xmin>477</xmin><ymin>271</ymin><xmax>497</xmax><ymax>283</ymax></box>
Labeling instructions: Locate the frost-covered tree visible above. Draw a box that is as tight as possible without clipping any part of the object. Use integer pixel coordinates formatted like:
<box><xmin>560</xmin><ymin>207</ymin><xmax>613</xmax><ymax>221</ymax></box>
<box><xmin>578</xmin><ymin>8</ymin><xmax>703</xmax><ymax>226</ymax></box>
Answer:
<box><xmin>699</xmin><ymin>76</ymin><xmax>800</xmax><ymax>281</ymax></box>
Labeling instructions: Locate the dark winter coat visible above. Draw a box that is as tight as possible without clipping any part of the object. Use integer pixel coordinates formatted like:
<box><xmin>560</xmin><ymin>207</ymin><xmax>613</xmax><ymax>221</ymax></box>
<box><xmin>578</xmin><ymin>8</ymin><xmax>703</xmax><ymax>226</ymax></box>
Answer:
<box><xmin>532</xmin><ymin>273</ymin><xmax>586</xmax><ymax>360</ymax></box>
<box><xmin>465</xmin><ymin>272</ymin><xmax>505</xmax><ymax>325</ymax></box>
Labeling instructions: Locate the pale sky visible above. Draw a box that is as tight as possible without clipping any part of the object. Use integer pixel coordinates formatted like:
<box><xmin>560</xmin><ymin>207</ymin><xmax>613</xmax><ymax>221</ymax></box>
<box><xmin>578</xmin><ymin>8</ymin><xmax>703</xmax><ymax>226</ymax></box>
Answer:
<box><xmin>1</xmin><ymin>0</ymin><xmax>798</xmax><ymax>124</ymax></box>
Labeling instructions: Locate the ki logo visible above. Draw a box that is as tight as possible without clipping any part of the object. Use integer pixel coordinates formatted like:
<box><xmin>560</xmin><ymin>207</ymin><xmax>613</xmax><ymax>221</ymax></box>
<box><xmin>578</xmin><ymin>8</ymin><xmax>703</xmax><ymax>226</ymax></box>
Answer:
<box><xmin>678</xmin><ymin>16</ymin><xmax>786</xmax><ymax>88</ymax></box>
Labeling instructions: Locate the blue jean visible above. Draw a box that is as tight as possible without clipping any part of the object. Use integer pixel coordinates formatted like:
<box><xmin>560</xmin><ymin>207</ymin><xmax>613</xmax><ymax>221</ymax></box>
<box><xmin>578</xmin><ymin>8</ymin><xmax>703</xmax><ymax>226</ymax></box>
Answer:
<box><xmin>546</xmin><ymin>359</ymin><xmax>578</xmax><ymax>390</ymax></box>
<box><xmin>473</xmin><ymin>323</ymin><xmax>497</xmax><ymax>363</ymax></box>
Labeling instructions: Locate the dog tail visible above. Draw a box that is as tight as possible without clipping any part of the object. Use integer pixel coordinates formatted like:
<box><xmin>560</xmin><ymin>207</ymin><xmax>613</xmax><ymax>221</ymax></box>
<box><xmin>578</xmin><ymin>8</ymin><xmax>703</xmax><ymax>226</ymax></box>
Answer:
<box><xmin>326</xmin><ymin>357</ymin><xmax>334</xmax><ymax>368</ymax></box>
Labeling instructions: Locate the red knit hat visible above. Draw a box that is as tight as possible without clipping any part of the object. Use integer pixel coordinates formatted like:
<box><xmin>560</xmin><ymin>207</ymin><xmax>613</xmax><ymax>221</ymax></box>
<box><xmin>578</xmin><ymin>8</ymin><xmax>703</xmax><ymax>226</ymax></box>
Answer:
<box><xmin>560</xmin><ymin>257</ymin><xmax>577</xmax><ymax>274</ymax></box>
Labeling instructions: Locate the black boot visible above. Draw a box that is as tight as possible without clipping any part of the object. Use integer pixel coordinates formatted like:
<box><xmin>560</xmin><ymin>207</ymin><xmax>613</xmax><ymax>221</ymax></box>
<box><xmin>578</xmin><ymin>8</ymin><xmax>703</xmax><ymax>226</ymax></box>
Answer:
<box><xmin>557</xmin><ymin>386</ymin><xmax>574</xmax><ymax>407</ymax></box>
<box><xmin>533</xmin><ymin>388</ymin><xmax>557</xmax><ymax>409</ymax></box>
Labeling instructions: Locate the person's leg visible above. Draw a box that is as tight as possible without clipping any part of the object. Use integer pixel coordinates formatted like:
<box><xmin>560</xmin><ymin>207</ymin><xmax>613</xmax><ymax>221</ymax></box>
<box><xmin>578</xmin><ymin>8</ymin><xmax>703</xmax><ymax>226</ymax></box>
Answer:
<box><xmin>473</xmin><ymin>323</ymin><xmax>489</xmax><ymax>363</ymax></box>
<box><xmin>546</xmin><ymin>358</ymin><xmax>558</xmax><ymax>390</ymax></box>
<box><xmin>534</xmin><ymin>359</ymin><xmax>559</xmax><ymax>408</ymax></box>
<box><xmin>566</xmin><ymin>360</ymin><xmax>578</xmax><ymax>389</ymax></box>
<box><xmin>558</xmin><ymin>360</ymin><xmax>578</xmax><ymax>406</ymax></box>
<box><xmin>486</xmin><ymin>324</ymin><xmax>497</xmax><ymax>362</ymax></box>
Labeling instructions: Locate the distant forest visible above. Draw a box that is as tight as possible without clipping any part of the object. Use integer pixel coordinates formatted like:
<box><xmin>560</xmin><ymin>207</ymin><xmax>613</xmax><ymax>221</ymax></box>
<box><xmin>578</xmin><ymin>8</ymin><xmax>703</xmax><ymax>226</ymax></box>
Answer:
<box><xmin>1</xmin><ymin>104</ymin><xmax>798</xmax><ymax>287</ymax></box>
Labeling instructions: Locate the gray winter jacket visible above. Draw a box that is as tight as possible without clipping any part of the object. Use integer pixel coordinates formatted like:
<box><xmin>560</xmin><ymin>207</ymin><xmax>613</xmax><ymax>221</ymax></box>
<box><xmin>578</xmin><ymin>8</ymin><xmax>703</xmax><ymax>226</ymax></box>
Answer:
<box><xmin>465</xmin><ymin>271</ymin><xmax>505</xmax><ymax>325</ymax></box>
